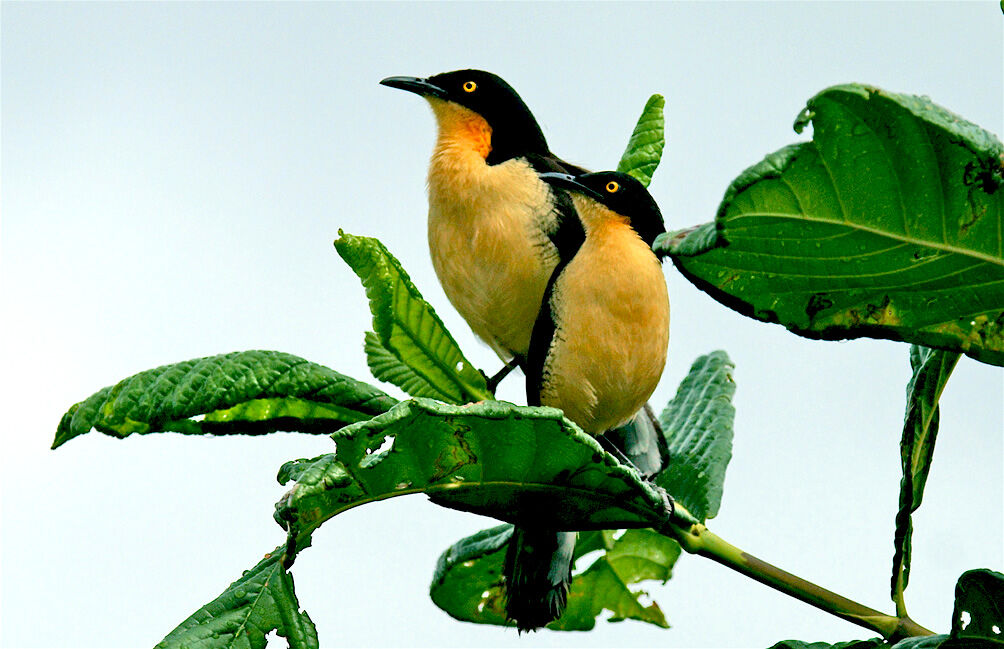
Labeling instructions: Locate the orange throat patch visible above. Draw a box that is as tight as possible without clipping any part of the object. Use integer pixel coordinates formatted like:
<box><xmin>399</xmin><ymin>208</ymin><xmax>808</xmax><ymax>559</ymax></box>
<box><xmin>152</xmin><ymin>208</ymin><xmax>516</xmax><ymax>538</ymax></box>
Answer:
<box><xmin>428</xmin><ymin>98</ymin><xmax>493</xmax><ymax>160</ymax></box>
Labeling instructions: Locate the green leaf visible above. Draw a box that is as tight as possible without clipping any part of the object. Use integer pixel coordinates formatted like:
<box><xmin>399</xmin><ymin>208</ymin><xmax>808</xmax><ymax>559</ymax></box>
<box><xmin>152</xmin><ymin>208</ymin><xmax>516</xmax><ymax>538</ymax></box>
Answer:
<box><xmin>659</xmin><ymin>84</ymin><xmax>1004</xmax><ymax>366</ymax></box>
<box><xmin>429</xmin><ymin>524</ymin><xmax>514</xmax><ymax>627</ymax></box>
<box><xmin>53</xmin><ymin>350</ymin><xmax>397</xmax><ymax>448</ymax></box>
<box><xmin>274</xmin><ymin>399</ymin><xmax>674</xmax><ymax>562</ymax></box>
<box><xmin>951</xmin><ymin>569</ymin><xmax>1004</xmax><ymax>641</ymax></box>
<box><xmin>335</xmin><ymin>231</ymin><xmax>491</xmax><ymax>404</ymax></box>
<box><xmin>617</xmin><ymin>94</ymin><xmax>666</xmax><ymax>187</ymax></box>
<box><xmin>429</xmin><ymin>525</ymin><xmax>679</xmax><ymax>631</ymax></box>
<box><xmin>656</xmin><ymin>351</ymin><xmax>736</xmax><ymax>521</ymax></box>
<box><xmin>892</xmin><ymin>345</ymin><xmax>961</xmax><ymax>604</ymax></box>
<box><xmin>364</xmin><ymin>331</ymin><xmax>447</xmax><ymax>400</ymax></box>
<box><xmin>157</xmin><ymin>544</ymin><xmax>318</xmax><ymax>649</ymax></box>
<box><xmin>768</xmin><ymin>640</ymin><xmax>884</xmax><ymax>649</ymax></box>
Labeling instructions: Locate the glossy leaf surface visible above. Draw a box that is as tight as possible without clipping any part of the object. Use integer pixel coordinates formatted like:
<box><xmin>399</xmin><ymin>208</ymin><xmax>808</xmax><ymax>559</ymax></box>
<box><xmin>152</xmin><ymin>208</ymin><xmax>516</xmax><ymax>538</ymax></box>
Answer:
<box><xmin>53</xmin><ymin>350</ymin><xmax>397</xmax><ymax>448</ymax></box>
<box><xmin>659</xmin><ymin>85</ymin><xmax>1004</xmax><ymax>366</ymax></box>
<box><xmin>335</xmin><ymin>231</ymin><xmax>491</xmax><ymax>403</ymax></box>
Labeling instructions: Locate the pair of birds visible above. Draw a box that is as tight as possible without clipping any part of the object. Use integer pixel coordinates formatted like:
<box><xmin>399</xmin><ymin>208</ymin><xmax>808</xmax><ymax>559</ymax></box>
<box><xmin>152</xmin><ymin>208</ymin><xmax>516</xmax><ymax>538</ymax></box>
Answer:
<box><xmin>380</xmin><ymin>70</ymin><xmax>670</xmax><ymax>632</ymax></box>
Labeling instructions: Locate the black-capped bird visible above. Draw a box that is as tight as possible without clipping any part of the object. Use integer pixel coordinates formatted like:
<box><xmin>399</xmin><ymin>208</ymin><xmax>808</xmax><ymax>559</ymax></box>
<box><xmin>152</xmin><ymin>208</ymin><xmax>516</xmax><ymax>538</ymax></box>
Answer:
<box><xmin>379</xmin><ymin>70</ymin><xmax>586</xmax><ymax>378</ymax></box>
<box><xmin>502</xmin><ymin>170</ymin><xmax>669</xmax><ymax>632</ymax></box>
<box><xmin>380</xmin><ymin>70</ymin><xmax>669</xmax><ymax>630</ymax></box>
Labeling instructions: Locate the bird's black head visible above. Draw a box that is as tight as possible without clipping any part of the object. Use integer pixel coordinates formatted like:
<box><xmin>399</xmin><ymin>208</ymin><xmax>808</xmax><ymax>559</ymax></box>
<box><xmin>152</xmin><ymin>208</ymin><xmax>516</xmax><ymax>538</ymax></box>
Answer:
<box><xmin>540</xmin><ymin>171</ymin><xmax>666</xmax><ymax>247</ymax></box>
<box><xmin>380</xmin><ymin>69</ymin><xmax>549</xmax><ymax>164</ymax></box>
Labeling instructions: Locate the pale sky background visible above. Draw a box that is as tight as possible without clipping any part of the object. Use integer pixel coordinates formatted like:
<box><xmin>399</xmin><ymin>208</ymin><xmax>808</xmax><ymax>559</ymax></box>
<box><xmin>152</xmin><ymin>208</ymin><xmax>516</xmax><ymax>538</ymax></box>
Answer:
<box><xmin>2</xmin><ymin>2</ymin><xmax>1002</xmax><ymax>648</ymax></box>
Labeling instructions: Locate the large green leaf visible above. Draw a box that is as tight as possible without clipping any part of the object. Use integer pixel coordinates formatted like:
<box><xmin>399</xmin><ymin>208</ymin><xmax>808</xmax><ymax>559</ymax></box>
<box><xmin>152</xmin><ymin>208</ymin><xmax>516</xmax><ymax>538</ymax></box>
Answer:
<box><xmin>617</xmin><ymin>93</ymin><xmax>666</xmax><ymax>187</ymax></box>
<box><xmin>157</xmin><ymin>544</ymin><xmax>318</xmax><ymax>649</ymax></box>
<box><xmin>656</xmin><ymin>351</ymin><xmax>736</xmax><ymax>521</ymax></box>
<box><xmin>892</xmin><ymin>345</ymin><xmax>961</xmax><ymax>604</ymax></box>
<box><xmin>951</xmin><ymin>570</ymin><xmax>1004</xmax><ymax>642</ymax></box>
<box><xmin>274</xmin><ymin>399</ymin><xmax>675</xmax><ymax>562</ymax></box>
<box><xmin>335</xmin><ymin>231</ymin><xmax>492</xmax><ymax>404</ymax></box>
<box><xmin>53</xmin><ymin>350</ymin><xmax>397</xmax><ymax>448</ymax></box>
<box><xmin>429</xmin><ymin>525</ymin><xmax>679</xmax><ymax>631</ymax></box>
<box><xmin>659</xmin><ymin>84</ymin><xmax>1004</xmax><ymax>366</ymax></box>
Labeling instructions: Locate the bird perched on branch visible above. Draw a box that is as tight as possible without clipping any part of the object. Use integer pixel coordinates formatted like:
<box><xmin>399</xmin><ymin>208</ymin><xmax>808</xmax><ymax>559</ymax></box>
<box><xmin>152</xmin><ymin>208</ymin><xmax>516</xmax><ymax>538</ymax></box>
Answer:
<box><xmin>503</xmin><ymin>170</ymin><xmax>670</xmax><ymax>632</ymax></box>
<box><xmin>379</xmin><ymin>70</ymin><xmax>586</xmax><ymax>386</ymax></box>
<box><xmin>381</xmin><ymin>70</ymin><xmax>669</xmax><ymax>630</ymax></box>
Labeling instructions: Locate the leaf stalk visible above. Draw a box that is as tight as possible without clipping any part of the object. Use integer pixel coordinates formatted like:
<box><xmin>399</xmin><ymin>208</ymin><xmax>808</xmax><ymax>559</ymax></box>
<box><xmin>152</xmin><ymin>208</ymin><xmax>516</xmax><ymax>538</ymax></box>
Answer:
<box><xmin>662</xmin><ymin>520</ymin><xmax>934</xmax><ymax>641</ymax></box>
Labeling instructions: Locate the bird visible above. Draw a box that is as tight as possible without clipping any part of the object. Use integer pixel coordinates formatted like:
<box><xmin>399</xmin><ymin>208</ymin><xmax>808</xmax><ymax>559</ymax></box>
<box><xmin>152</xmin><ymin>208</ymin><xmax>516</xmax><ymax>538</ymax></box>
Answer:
<box><xmin>502</xmin><ymin>170</ymin><xmax>670</xmax><ymax>632</ymax></box>
<box><xmin>380</xmin><ymin>70</ymin><xmax>669</xmax><ymax>629</ymax></box>
<box><xmin>379</xmin><ymin>69</ymin><xmax>587</xmax><ymax>387</ymax></box>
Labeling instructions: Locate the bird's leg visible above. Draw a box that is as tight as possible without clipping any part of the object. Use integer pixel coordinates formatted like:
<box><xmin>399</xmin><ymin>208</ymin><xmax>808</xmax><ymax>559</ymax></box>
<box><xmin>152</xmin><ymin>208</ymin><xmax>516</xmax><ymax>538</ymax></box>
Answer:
<box><xmin>484</xmin><ymin>357</ymin><xmax>520</xmax><ymax>395</ymax></box>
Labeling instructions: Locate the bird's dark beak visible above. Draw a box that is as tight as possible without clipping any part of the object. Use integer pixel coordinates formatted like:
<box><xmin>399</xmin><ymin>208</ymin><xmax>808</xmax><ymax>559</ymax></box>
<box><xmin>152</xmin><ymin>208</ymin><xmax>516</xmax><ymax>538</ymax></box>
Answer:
<box><xmin>539</xmin><ymin>173</ymin><xmax>604</xmax><ymax>201</ymax></box>
<box><xmin>379</xmin><ymin>76</ymin><xmax>448</xmax><ymax>99</ymax></box>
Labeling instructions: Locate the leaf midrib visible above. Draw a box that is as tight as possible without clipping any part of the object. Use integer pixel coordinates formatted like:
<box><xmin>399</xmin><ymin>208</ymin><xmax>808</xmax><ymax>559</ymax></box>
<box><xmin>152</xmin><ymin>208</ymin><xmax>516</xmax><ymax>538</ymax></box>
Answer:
<box><xmin>727</xmin><ymin>210</ymin><xmax>1004</xmax><ymax>268</ymax></box>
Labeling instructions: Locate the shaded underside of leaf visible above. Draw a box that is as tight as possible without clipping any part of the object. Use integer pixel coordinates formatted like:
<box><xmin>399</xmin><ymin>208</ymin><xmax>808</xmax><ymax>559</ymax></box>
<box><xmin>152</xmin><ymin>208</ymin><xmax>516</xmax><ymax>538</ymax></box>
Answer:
<box><xmin>429</xmin><ymin>525</ymin><xmax>679</xmax><ymax>631</ymax></box>
<box><xmin>617</xmin><ymin>93</ymin><xmax>666</xmax><ymax>187</ymax></box>
<box><xmin>334</xmin><ymin>231</ymin><xmax>490</xmax><ymax>404</ymax></box>
<box><xmin>892</xmin><ymin>345</ymin><xmax>961</xmax><ymax>599</ymax></box>
<box><xmin>157</xmin><ymin>544</ymin><xmax>318</xmax><ymax>649</ymax></box>
<box><xmin>53</xmin><ymin>350</ymin><xmax>397</xmax><ymax>448</ymax></box>
<box><xmin>656</xmin><ymin>350</ymin><xmax>736</xmax><ymax>521</ymax></box>
<box><xmin>659</xmin><ymin>84</ymin><xmax>1004</xmax><ymax>366</ymax></box>
<box><xmin>274</xmin><ymin>399</ymin><xmax>673</xmax><ymax>560</ymax></box>
<box><xmin>951</xmin><ymin>569</ymin><xmax>1004</xmax><ymax>640</ymax></box>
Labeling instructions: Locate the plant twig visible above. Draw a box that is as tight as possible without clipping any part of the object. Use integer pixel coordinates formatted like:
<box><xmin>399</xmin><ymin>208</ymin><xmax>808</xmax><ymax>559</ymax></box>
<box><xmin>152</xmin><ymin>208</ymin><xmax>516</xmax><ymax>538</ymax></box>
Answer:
<box><xmin>661</xmin><ymin>507</ymin><xmax>934</xmax><ymax>642</ymax></box>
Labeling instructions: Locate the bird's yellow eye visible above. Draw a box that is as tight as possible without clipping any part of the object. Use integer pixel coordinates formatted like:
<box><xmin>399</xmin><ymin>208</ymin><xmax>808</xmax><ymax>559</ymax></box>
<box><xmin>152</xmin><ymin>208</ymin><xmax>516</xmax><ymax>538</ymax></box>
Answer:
<box><xmin>463</xmin><ymin>81</ymin><xmax>477</xmax><ymax>93</ymax></box>
<box><xmin>605</xmin><ymin>181</ymin><xmax>620</xmax><ymax>193</ymax></box>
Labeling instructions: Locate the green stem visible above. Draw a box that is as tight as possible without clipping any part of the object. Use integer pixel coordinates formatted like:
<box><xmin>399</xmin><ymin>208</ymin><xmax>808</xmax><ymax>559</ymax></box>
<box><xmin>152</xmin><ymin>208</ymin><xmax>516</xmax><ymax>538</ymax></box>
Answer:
<box><xmin>662</xmin><ymin>513</ymin><xmax>933</xmax><ymax>641</ymax></box>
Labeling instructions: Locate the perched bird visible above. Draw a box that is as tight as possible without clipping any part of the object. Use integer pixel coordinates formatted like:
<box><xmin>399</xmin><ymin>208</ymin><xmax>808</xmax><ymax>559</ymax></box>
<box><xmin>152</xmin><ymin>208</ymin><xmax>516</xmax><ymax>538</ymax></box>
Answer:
<box><xmin>380</xmin><ymin>70</ymin><xmax>669</xmax><ymax>629</ymax></box>
<box><xmin>379</xmin><ymin>70</ymin><xmax>586</xmax><ymax>377</ymax></box>
<box><xmin>503</xmin><ymin>170</ymin><xmax>670</xmax><ymax>631</ymax></box>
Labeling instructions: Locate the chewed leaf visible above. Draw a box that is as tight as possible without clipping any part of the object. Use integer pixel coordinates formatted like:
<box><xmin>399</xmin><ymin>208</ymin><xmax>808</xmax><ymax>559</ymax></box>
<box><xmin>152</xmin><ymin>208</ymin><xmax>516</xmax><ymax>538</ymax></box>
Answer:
<box><xmin>157</xmin><ymin>545</ymin><xmax>318</xmax><ymax>649</ymax></box>
<box><xmin>275</xmin><ymin>399</ymin><xmax>675</xmax><ymax>566</ymax></box>
<box><xmin>429</xmin><ymin>525</ymin><xmax>679</xmax><ymax>631</ymax></box>
<box><xmin>659</xmin><ymin>84</ymin><xmax>1004</xmax><ymax>366</ymax></box>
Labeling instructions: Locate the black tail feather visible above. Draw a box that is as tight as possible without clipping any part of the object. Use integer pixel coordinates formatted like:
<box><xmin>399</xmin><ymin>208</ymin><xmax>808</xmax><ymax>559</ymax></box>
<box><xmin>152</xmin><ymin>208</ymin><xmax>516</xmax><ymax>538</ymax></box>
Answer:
<box><xmin>502</xmin><ymin>527</ymin><xmax>576</xmax><ymax>632</ymax></box>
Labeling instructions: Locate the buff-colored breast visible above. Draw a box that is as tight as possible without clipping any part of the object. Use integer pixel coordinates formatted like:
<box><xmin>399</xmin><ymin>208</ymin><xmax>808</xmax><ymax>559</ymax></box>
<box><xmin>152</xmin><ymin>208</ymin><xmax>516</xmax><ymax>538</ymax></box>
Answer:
<box><xmin>425</xmin><ymin>99</ymin><xmax>558</xmax><ymax>360</ymax></box>
<box><xmin>540</xmin><ymin>219</ymin><xmax>669</xmax><ymax>435</ymax></box>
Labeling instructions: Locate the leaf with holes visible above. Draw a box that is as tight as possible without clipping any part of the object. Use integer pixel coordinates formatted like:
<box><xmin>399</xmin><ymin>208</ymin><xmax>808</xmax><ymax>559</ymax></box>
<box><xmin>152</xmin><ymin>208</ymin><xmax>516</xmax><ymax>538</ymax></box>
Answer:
<box><xmin>617</xmin><ymin>94</ymin><xmax>666</xmax><ymax>188</ymax></box>
<box><xmin>892</xmin><ymin>345</ymin><xmax>961</xmax><ymax>602</ymax></box>
<box><xmin>657</xmin><ymin>84</ymin><xmax>1004</xmax><ymax>366</ymax></box>
<box><xmin>656</xmin><ymin>351</ymin><xmax>736</xmax><ymax>522</ymax></box>
<box><xmin>53</xmin><ymin>350</ymin><xmax>397</xmax><ymax>448</ymax></box>
<box><xmin>157</xmin><ymin>544</ymin><xmax>317</xmax><ymax>649</ymax></box>
<box><xmin>274</xmin><ymin>399</ymin><xmax>674</xmax><ymax>566</ymax></box>
<box><xmin>951</xmin><ymin>569</ymin><xmax>1004</xmax><ymax>642</ymax></box>
<box><xmin>335</xmin><ymin>231</ymin><xmax>491</xmax><ymax>404</ymax></box>
<box><xmin>429</xmin><ymin>525</ymin><xmax>679</xmax><ymax>630</ymax></box>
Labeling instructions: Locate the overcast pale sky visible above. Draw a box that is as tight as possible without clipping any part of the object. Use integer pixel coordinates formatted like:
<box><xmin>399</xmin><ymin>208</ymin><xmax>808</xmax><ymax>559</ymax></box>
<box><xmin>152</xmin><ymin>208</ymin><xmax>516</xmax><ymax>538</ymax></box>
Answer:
<box><xmin>2</xmin><ymin>3</ymin><xmax>1001</xmax><ymax>648</ymax></box>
